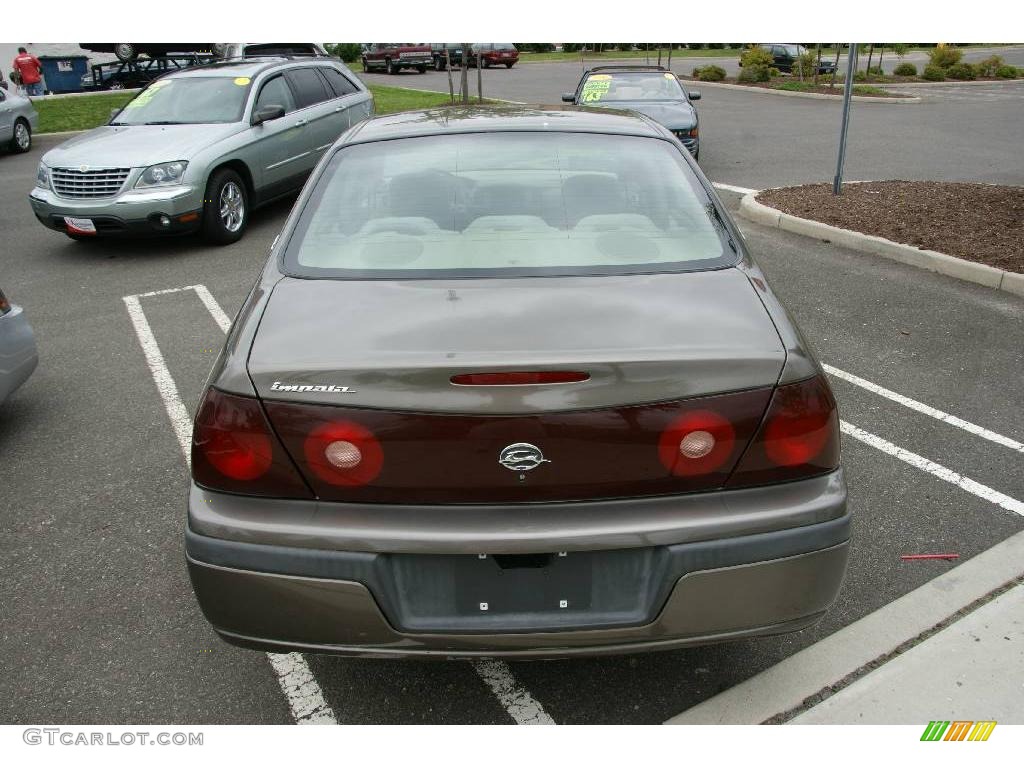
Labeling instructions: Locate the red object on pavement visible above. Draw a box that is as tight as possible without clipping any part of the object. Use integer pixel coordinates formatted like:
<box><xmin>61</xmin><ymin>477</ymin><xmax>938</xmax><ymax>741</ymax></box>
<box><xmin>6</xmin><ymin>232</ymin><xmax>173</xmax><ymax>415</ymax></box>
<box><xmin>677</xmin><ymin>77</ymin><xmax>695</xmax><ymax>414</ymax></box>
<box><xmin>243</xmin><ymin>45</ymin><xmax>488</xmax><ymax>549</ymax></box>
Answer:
<box><xmin>13</xmin><ymin>53</ymin><xmax>43</xmax><ymax>85</ymax></box>
<box><xmin>900</xmin><ymin>553</ymin><xmax>960</xmax><ymax>561</ymax></box>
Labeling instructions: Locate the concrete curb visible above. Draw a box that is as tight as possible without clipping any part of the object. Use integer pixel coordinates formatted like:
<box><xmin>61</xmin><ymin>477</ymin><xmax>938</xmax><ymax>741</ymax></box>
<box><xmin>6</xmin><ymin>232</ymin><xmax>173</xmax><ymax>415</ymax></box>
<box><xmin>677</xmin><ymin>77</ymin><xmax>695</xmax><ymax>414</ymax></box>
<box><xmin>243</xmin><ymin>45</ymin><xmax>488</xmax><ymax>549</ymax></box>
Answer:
<box><xmin>738</xmin><ymin>192</ymin><xmax>1024</xmax><ymax>298</ymax></box>
<box><xmin>680</xmin><ymin>80</ymin><xmax>920</xmax><ymax>104</ymax></box>
<box><xmin>666</xmin><ymin>528</ymin><xmax>1024</xmax><ymax>724</ymax></box>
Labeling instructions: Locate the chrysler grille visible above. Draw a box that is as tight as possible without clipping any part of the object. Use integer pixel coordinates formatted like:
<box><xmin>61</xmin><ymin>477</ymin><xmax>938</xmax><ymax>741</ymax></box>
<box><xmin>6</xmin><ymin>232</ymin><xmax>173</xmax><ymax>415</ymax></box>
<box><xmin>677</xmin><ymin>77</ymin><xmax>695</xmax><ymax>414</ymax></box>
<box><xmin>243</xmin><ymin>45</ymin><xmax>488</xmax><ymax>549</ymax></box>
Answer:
<box><xmin>51</xmin><ymin>167</ymin><xmax>131</xmax><ymax>199</ymax></box>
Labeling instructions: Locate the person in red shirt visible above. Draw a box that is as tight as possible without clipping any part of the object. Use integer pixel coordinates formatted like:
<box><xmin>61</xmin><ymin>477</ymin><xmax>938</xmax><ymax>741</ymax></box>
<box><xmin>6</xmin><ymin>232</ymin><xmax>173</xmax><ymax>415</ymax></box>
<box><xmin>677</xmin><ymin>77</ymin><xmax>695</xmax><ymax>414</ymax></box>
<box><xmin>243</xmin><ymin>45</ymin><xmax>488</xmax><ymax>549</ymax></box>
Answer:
<box><xmin>13</xmin><ymin>47</ymin><xmax>44</xmax><ymax>96</ymax></box>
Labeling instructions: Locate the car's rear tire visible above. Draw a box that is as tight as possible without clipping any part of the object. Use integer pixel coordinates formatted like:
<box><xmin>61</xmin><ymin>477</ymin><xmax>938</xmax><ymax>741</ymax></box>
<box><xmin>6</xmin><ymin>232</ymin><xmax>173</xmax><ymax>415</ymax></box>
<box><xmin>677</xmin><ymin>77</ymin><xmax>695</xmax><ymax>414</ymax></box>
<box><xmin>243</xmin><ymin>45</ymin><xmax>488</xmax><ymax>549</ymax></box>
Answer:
<box><xmin>415</xmin><ymin>64</ymin><xmax>426</xmax><ymax>74</ymax></box>
<box><xmin>202</xmin><ymin>169</ymin><xmax>248</xmax><ymax>245</ymax></box>
<box><xmin>114</xmin><ymin>43</ymin><xmax>137</xmax><ymax>62</ymax></box>
<box><xmin>10</xmin><ymin>118</ymin><xmax>31</xmax><ymax>153</ymax></box>
<box><xmin>505</xmin><ymin>62</ymin><xmax>514</xmax><ymax>69</ymax></box>
<box><xmin>385</xmin><ymin>58</ymin><xmax>397</xmax><ymax>75</ymax></box>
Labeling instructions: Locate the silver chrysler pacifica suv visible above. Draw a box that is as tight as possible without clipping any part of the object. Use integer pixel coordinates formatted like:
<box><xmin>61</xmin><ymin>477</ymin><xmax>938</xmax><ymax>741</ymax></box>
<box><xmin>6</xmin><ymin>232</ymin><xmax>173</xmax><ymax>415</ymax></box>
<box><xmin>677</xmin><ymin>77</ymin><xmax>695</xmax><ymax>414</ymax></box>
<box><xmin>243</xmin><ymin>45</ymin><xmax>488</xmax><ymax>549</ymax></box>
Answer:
<box><xmin>29</xmin><ymin>57</ymin><xmax>372</xmax><ymax>244</ymax></box>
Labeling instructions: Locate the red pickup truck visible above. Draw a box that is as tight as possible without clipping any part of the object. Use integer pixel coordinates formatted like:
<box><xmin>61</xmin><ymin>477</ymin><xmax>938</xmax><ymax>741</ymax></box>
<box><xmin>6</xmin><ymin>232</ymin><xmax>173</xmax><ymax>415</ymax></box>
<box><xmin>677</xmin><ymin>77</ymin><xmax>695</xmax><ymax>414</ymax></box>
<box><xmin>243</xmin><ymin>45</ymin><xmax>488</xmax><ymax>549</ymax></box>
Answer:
<box><xmin>362</xmin><ymin>44</ymin><xmax>432</xmax><ymax>75</ymax></box>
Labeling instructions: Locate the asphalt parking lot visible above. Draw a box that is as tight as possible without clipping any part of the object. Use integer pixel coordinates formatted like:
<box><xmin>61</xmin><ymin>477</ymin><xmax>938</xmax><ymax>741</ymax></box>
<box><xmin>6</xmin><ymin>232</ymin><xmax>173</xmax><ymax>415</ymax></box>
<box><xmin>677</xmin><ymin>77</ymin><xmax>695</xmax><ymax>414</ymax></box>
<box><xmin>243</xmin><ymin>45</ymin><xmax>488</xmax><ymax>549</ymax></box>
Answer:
<box><xmin>359</xmin><ymin>58</ymin><xmax>1024</xmax><ymax>189</ymax></box>
<box><xmin>1</xmin><ymin>67</ymin><xmax>1022</xmax><ymax>724</ymax></box>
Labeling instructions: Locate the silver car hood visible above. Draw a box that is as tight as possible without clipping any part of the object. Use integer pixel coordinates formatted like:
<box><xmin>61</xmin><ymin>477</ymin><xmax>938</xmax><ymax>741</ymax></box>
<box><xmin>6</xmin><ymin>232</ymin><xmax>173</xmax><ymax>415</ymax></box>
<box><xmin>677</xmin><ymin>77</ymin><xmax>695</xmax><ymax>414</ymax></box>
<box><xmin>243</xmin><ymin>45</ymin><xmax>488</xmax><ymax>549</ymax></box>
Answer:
<box><xmin>247</xmin><ymin>269</ymin><xmax>786</xmax><ymax>414</ymax></box>
<box><xmin>41</xmin><ymin>123</ymin><xmax>243</xmax><ymax>169</ymax></box>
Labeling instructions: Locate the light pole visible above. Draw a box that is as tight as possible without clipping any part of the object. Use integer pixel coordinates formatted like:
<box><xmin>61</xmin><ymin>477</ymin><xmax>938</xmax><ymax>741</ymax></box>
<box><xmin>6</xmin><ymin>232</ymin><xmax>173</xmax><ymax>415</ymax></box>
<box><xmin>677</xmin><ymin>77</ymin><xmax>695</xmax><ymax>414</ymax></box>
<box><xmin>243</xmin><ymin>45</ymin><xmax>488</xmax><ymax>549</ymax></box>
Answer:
<box><xmin>833</xmin><ymin>44</ymin><xmax>858</xmax><ymax>195</ymax></box>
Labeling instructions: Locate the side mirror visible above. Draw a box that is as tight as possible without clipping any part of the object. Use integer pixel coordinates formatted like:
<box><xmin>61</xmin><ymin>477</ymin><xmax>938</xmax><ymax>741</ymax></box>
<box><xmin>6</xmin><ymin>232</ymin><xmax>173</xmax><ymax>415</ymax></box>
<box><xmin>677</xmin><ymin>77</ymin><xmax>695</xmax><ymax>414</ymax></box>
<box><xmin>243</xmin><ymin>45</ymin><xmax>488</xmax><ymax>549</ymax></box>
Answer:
<box><xmin>688</xmin><ymin>91</ymin><xmax>701</xmax><ymax>101</ymax></box>
<box><xmin>561</xmin><ymin>92</ymin><xmax>575</xmax><ymax>103</ymax></box>
<box><xmin>252</xmin><ymin>104</ymin><xmax>286</xmax><ymax>126</ymax></box>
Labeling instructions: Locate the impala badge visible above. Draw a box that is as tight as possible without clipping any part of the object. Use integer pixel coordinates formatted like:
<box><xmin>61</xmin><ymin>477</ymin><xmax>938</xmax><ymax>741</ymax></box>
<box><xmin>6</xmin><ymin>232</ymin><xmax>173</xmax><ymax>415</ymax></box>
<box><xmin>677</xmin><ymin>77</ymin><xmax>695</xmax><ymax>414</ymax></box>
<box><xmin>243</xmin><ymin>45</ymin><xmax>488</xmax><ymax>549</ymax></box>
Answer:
<box><xmin>499</xmin><ymin>443</ymin><xmax>551</xmax><ymax>472</ymax></box>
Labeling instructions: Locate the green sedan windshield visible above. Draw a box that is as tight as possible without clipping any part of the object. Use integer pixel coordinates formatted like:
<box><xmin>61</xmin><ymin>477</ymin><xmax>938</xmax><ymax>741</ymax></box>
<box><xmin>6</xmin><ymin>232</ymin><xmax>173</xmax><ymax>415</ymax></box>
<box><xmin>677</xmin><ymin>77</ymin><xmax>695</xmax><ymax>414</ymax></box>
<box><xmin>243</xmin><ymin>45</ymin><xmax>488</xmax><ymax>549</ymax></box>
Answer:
<box><xmin>111</xmin><ymin>76</ymin><xmax>251</xmax><ymax>125</ymax></box>
<box><xmin>580</xmin><ymin>72</ymin><xmax>686</xmax><ymax>103</ymax></box>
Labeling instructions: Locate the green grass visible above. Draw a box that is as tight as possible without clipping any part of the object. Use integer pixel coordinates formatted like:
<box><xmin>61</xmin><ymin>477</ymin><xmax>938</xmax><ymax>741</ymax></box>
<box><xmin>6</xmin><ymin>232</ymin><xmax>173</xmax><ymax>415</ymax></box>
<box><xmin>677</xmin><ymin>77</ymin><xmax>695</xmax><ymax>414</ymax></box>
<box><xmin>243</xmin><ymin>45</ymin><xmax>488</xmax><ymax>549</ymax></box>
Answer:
<box><xmin>773</xmin><ymin>80</ymin><xmax>894</xmax><ymax>97</ymax></box>
<box><xmin>33</xmin><ymin>84</ymin><xmax>473</xmax><ymax>134</ymax></box>
<box><xmin>367</xmin><ymin>83</ymin><xmax>466</xmax><ymax>113</ymax></box>
<box><xmin>35</xmin><ymin>92</ymin><xmax>134</xmax><ymax>133</ymax></box>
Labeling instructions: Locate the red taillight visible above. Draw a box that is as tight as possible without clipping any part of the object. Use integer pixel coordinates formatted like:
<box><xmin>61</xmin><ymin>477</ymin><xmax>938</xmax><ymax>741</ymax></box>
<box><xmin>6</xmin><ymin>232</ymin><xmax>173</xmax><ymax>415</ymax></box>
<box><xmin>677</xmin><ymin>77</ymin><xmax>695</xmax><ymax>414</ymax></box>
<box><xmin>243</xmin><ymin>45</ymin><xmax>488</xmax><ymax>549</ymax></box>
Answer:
<box><xmin>191</xmin><ymin>388</ymin><xmax>313</xmax><ymax>497</ymax></box>
<box><xmin>303</xmin><ymin>420</ymin><xmax>384</xmax><ymax>487</ymax></box>
<box><xmin>451</xmin><ymin>371</ymin><xmax>590</xmax><ymax>386</ymax></box>
<box><xmin>0</xmin><ymin>289</ymin><xmax>10</xmax><ymax>315</ymax></box>
<box><xmin>727</xmin><ymin>375</ymin><xmax>840</xmax><ymax>488</ymax></box>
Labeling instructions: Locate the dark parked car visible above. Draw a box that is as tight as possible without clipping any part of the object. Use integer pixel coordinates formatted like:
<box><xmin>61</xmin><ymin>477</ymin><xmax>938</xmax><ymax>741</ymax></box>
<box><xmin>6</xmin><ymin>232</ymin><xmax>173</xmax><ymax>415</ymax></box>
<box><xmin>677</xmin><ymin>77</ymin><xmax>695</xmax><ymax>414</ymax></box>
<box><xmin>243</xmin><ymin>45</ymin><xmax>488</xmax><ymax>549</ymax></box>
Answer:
<box><xmin>470</xmin><ymin>43</ymin><xmax>519</xmax><ymax>68</ymax></box>
<box><xmin>563</xmin><ymin>66</ymin><xmax>701</xmax><ymax>159</ymax></box>
<box><xmin>748</xmin><ymin>44</ymin><xmax>836</xmax><ymax>75</ymax></box>
<box><xmin>430</xmin><ymin>44</ymin><xmax>467</xmax><ymax>71</ymax></box>
<box><xmin>186</xmin><ymin>105</ymin><xmax>848</xmax><ymax>658</ymax></box>
<box><xmin>362</xmin><ymin>44</ymin><xmax>432</xmax><ymax>74</ymax></box>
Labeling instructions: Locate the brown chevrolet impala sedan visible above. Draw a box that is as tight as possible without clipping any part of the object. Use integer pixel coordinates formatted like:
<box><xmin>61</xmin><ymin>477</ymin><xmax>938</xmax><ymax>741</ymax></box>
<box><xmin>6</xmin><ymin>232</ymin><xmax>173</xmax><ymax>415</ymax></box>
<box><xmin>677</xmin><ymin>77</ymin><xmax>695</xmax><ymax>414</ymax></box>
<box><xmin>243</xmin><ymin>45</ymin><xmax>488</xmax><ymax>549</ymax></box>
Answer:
<box><xmin>186</xmin><ymin>105</ymin><xmax>849</xmax><ymax>658</ymax></box>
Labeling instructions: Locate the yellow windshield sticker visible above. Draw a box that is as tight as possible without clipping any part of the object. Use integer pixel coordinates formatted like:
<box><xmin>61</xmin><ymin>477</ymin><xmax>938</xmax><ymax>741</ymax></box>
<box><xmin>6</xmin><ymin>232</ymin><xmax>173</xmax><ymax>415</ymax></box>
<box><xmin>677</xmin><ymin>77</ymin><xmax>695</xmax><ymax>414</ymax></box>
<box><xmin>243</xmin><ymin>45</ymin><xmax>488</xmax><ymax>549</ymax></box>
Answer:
<box><xmin>581</xmin><ymin>77</ymin><xmax>611</xmax><ymax>103</ymax></box>
<box><xmin>234</xmin><ymin>77</ymin><xmax>251</xmax><ymax>86</ymax></box>
<box><xmin>664</xmin><ymin>72</ymin><xmax>674</xmax><ymax>78</ymax></box>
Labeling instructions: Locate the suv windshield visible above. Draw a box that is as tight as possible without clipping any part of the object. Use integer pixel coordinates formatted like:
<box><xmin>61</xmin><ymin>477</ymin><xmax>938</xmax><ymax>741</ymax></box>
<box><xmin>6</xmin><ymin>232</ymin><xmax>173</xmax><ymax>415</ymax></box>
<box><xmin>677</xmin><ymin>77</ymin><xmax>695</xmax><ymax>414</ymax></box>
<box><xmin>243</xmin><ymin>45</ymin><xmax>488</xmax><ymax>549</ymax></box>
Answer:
<box><xmin>283</xmin><ymin>132</ymin><xmax>734</xmax><ymax>279</ymax></box>
<box><xmin>111</xmin><ymin>76</ymin><xmax>251</xmax><ymax>125</ymax></box>
<box><xmin>580</xmin><ymin>72</ymin><xmax>685</xmax><ymax>103</ymax></box>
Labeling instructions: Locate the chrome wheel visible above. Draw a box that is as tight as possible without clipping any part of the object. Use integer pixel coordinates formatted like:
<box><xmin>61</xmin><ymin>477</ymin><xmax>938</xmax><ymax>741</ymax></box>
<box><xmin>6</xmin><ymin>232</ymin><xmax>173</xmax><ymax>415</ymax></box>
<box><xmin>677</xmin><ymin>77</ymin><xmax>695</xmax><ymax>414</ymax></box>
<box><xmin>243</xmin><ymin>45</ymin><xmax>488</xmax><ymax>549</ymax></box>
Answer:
<box><xmin>219</xmin><ymin>182</ymin><xmax>244</xmax><ymax>233</ymax></box>
<box><xmin>14</xmin><ymin>121</ymin><xmax>30</xmax><ymax>151</ymax></box>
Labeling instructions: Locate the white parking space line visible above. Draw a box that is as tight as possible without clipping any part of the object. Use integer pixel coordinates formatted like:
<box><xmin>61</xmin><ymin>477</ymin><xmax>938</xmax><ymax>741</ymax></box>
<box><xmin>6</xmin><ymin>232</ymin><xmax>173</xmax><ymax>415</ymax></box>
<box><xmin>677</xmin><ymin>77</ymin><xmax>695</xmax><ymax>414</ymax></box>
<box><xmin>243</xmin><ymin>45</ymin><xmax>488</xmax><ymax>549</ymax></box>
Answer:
<box><xmin>471</xmin><ymin>660</ymin><xmax>555</xmax><ymax>725</ymax></box>
<box><xmin>840</xmin><ymin>421</ymin><xmax>1024</xmax><ymax>516</ymax></box>
<box><xmin>824</xmin><ymin>363</ymin><xmax>1024</xmax><ymax>454</ymax></box>
<box><xmin>123</xmin><ymin>285</ymin><xmax>337</xmax><ymax>726</ymax></box>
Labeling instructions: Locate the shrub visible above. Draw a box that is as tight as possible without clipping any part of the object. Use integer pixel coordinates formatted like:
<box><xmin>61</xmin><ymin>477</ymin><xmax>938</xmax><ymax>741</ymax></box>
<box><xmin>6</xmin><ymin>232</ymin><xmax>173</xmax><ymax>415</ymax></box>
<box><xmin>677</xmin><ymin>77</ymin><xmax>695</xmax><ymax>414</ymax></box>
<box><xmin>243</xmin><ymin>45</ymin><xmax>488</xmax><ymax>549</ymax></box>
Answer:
<box><xmin>707</xmin><ymin>43</ymin><xmax>725</xmax><ymax>49</ymax></box>
<box><xmin>692</xmin><ymin>67</ymin><xmax>701</xmax><ymax>77</ymax></box>
<box><xmin>740</xmin><ymin>45</ymin><xmax>774</xmax><ymax>69</ymax></box>
<box><xmin>866</xmin><ymin>65</ymin><xmax>884</xmax><ymax>76</ymax></box>
<box><xmin>791</xmin><ymin>51</ymin><xmax>818</xmax><ymax>78</ymax></box>
<box><xmin>729</xmin><ymin>44</ymin><xmax>744</xmax><ymax>49</ymax></box>
<box><xmin>995</xmin><ymin>64</ymin><xmax>1019</xmax><ymax>79</ymax></box>
<box><xmin>562</xmin><ymin>43</ymin><xmax>583</xmax><ymax>53</ymax></box>
<box><xmin>946</xmin><ymin>62</ymin><xmax>976</xmax><ymax>80</ymax></box>
<box><xmin>928</xmin><ymin>45</ymin><xmax>962</xmax><ymax>69</ymax></box>
<box><xmin>687</xmin><ymin>43</ymin><xmax>706</xmax><ymax>49</ymax></box>
<box><xmin>768</xmin><ymin>67</ymin><xmax>781</xmax><ymax>77</ymax></box>
<box><xmin>853</xmin><ymin>70</ymin><xmax>867</xmax><ymax>82</ymax></box>
<box><xmin>891</xmin><ymin>43</ymin><xmax>910</xmax><ymax>57</ymax></box>
<box><xmin>697</xmin><ymin>64</ymin><xmax>726</xmax><ymax>81</ymax></box>
<box><xmin>921</xmin><ymin>64</ymin><xmax>946</xmax><ymax>81</ymax></box>
<box><xmin>616</xmin><ymin>43</ymin><xmax>634</xmax><ymax>51</ymax></box>
<box><xmin>974</xmin><ymin>55</ymin><xmax>1004</xmax><ymax>77</ymax></box>
<box><xmin>738</xmin><ymin>65</ymin><xmax>770</xmax><ymax>83</ymax></box>
<box><xmin>324</xmin><ymin>43</ymin><xmax>362</xmax><ymax>62</ymax></box>
<box><xmin>893</xmin><ymin>62</ymin><xmax>917</xmax><ymax>76</ymax></box>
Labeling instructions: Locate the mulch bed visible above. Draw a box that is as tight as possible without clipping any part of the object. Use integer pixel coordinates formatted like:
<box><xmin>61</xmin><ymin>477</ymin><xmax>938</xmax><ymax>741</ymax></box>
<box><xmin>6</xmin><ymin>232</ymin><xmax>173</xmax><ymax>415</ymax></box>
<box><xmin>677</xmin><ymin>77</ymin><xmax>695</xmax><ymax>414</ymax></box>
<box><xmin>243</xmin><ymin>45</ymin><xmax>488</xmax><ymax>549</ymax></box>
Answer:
<box><xmin>757</xmin><ymin>181</ymin><xmax>1024</xmax><ymax>274</ymax></box>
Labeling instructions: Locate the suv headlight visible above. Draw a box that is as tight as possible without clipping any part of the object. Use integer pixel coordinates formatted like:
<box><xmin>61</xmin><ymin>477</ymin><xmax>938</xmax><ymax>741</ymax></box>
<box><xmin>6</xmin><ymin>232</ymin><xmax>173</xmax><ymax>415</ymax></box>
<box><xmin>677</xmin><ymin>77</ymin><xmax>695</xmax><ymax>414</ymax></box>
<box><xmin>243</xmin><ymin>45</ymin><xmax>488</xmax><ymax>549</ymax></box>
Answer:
<box><xmin>136</xmin><ymin>161</ymin><xmax>188</xmax><ymax>189</ymax></box>
<box><xmin>36</xmin><ymin>163</ymin><xmax>49</xmax><ymax>189</ymax></box>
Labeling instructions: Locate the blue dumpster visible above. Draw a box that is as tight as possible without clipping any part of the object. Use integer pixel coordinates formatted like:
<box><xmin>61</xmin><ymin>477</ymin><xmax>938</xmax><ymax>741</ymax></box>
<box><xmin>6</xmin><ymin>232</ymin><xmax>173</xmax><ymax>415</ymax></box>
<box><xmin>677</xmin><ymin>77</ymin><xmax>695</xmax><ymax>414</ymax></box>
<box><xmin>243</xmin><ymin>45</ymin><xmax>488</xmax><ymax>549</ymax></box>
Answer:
<box><xmin>37</xmin><ymin>55</ymin><xmax>90</xmax><ymax>94</ymax></box>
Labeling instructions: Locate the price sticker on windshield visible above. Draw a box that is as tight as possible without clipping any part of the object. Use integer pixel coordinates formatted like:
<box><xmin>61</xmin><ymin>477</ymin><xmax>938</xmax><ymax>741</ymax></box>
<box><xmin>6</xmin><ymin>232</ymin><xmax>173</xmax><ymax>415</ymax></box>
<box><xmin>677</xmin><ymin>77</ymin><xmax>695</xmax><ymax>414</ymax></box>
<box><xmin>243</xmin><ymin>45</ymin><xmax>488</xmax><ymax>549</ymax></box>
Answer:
<box><xmin>580</xmin><ymin>75</ymin><xmax>611</xmax><ymax>103</ymax></box>
<box><xmin>124</xmin><ymin>78</ymin><xmax>169</xmax><ymax>109</ymax></box>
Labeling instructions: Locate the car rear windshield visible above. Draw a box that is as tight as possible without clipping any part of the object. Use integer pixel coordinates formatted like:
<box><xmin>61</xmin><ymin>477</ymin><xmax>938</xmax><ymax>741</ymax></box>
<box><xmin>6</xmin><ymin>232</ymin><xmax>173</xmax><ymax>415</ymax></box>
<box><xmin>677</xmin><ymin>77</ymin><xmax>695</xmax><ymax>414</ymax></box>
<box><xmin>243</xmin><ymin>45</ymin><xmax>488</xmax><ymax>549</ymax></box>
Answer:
<box><xmin>580</xmin><ymin>72</ymin><xmax>686</xmax><ymax>103</ymax></box>
<box><xmin>282</xmin><ymin>132</ymin><xmax>735</xmax><ymax>279</ymax></box>
<box><xmin>111</xmin><ymin>76</ymin><xmax>250</xmax><ymax>125</ymax></box>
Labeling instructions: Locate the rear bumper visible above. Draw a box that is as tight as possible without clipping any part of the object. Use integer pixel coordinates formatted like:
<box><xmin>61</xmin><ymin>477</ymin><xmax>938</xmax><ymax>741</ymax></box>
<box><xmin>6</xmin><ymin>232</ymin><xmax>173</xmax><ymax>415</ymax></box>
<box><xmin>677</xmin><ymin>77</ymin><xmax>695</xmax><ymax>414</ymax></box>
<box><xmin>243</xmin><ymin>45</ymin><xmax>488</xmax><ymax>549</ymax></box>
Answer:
<box><xmin>0</xmin><ymin>305</ymin><xmax>38</xmax><ymax>404</ymax></box>
<box><xmin>186</xmin><ymin>471</ymin><xmax>849</xmax><ymax>657</ymax></box>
